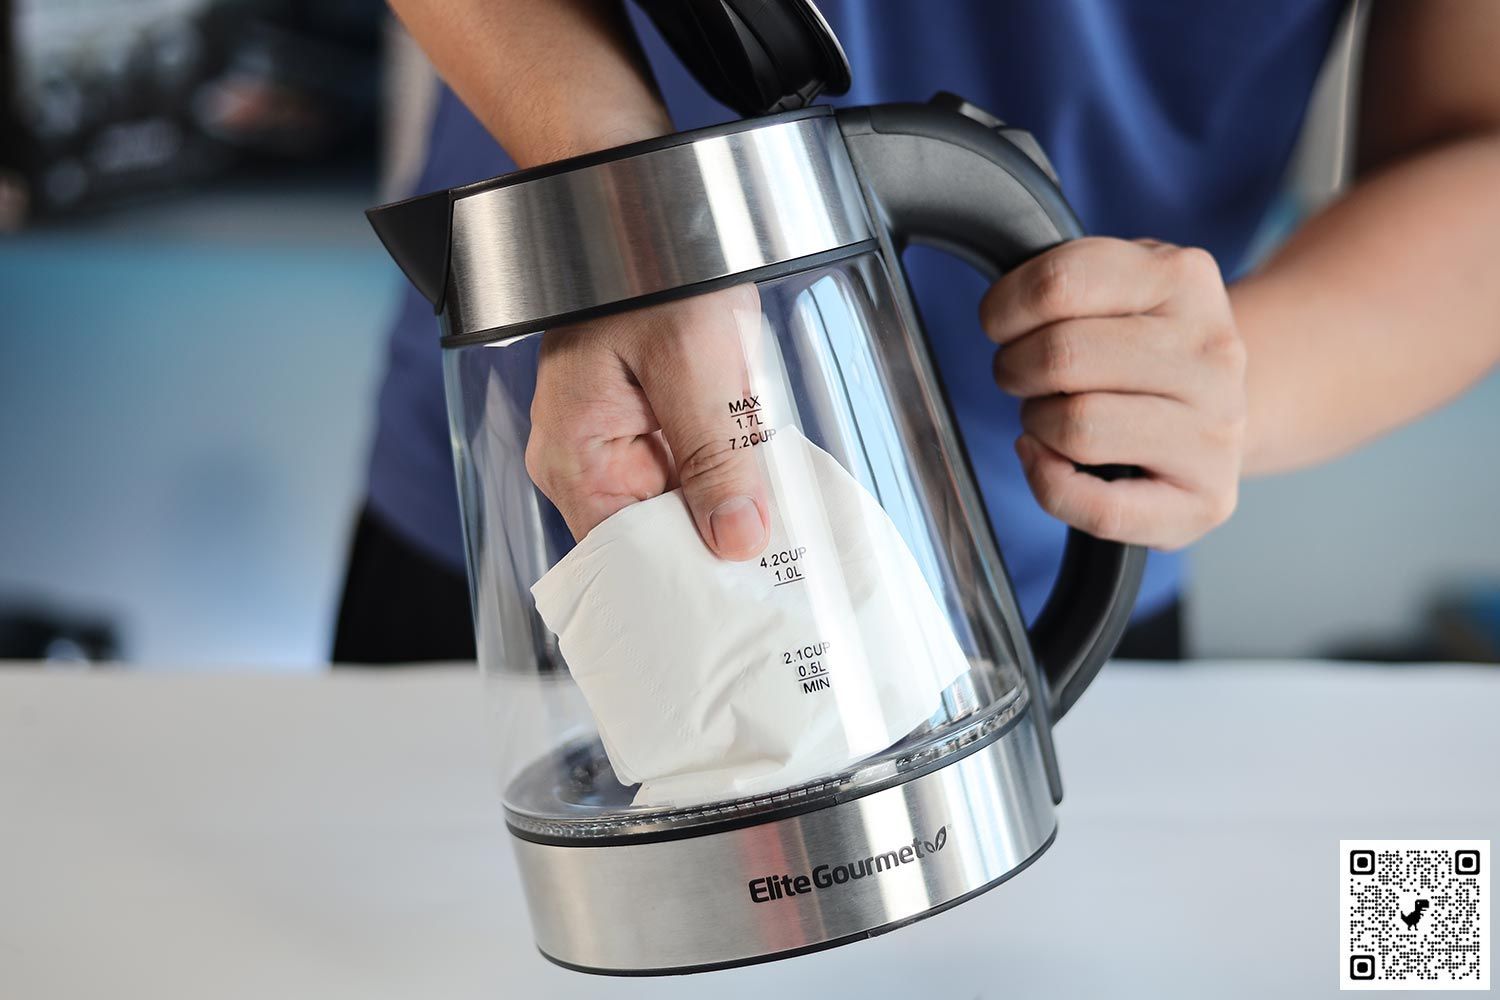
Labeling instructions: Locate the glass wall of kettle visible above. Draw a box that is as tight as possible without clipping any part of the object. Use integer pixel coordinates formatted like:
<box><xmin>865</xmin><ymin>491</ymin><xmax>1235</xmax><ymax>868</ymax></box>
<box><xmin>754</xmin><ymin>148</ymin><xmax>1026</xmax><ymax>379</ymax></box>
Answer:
<box><xmin>443</xmin><ymin>252</ymin><xmax>1027</xmax><ymax>823</ymax></box>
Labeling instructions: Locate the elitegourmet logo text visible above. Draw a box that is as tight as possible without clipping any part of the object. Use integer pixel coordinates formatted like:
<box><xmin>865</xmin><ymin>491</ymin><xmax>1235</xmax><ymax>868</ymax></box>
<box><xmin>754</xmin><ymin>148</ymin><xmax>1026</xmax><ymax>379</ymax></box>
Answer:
<box><xmin>747</xmin><ymin>826</ymin><xmax>948</xmax><ymax>903</ymax></box>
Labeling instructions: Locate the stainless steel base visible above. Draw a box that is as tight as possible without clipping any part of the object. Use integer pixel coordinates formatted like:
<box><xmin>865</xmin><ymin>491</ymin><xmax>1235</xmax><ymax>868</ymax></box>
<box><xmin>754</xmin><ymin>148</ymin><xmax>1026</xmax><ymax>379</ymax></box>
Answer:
<box><xmin>509</xmin><ymin>709</ymin><xmax>1056</xmax><ymax>975</ymax></box>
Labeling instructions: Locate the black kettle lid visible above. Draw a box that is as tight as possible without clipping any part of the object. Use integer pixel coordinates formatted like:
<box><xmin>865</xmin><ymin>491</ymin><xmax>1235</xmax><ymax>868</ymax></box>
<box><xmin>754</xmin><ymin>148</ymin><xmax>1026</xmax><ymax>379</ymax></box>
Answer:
<box><xmin>636</xmin><ymin>0</ymin><xmax>850</xmax><ymax>116</ymax></box>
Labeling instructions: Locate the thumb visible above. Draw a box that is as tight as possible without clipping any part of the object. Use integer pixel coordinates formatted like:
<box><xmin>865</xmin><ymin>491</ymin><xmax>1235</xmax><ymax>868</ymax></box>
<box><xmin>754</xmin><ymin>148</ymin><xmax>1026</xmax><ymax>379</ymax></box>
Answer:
<box><xmin>674</xmin><ymin>445</ymin><xmax>768</xmax><ymax>561</ymax></box>
<box><xmin>628</xmin><ymin>286</ymin><xmax>770</xmax><ymax>561</ymax></box>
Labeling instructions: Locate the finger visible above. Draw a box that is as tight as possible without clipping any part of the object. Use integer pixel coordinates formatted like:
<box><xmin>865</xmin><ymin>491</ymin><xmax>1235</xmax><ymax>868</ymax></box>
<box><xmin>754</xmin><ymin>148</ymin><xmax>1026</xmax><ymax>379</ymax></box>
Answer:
<box><xmin>980</xmin><ymin>237</ymin><xmax>1178</xmax><ymax>345</ymax></box>
<box><xmin>529</xmin><ymin>431</ymin><xmax>674</xmax><ymax>541</ymax></box>
<box><xmin>992</xmin><ymin>315</ymin><xmax>1196</xmax><ymax>402</ymax></box>
<box><xmin>625</xmin><ymin>285</ymin><xmax>771</xmax><ymax>561</ymax></box>
<box><xmin>526</xmin><ymin>327</ymin><xmax>673</xmax><ymax>540</ymax></box>
<box><xmin>1020</xmin><ymin>392</ymin><xmax>1215</xmax><ymax>484</ymax></box>
<box><xmin>1014</xmin><ymin>434</ymin><xmax>1214</xmax><ymax>551</ymax></box>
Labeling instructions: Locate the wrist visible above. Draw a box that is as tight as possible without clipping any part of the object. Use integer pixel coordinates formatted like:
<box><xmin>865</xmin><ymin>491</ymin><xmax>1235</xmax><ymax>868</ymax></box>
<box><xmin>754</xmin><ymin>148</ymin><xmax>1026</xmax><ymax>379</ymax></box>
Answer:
<box><xmin>1227</xmin><ymin>274</ymin><xmax>1289</xmax><ymax>477</ymax></box>
<box><xmin>514</xmin><ymin>104</ymin><xmax>674</xmax><ymax>167</ymax></box>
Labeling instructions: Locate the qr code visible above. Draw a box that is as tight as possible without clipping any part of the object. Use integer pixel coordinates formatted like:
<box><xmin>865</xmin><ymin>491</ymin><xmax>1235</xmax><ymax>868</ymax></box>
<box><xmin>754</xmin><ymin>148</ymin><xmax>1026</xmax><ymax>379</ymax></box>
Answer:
<box><xmin>1341</xmin><ymin>840</ymin><xmax>1489</xmax><ymax>990</ymax></box>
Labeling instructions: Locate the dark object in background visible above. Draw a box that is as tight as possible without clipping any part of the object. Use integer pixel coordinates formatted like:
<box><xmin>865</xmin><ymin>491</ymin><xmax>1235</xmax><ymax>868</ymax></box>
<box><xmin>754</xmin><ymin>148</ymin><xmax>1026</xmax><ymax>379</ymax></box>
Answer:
<box><xmin>0</xmin><ymin>0</ymin><xmax>381</xmax><ymax>226</ymax></box>
<box><xmin>1430</xmin><ymin>584</ymin><xmax>1500</xmax><ymax>661</ymax></box>
<box><xmin>1113</xmin><ymin>601</ymin><xmax>1184</xmax><ymax>661</ymax></box>
<box><xmin>0</xmin><ymin>604</ymin><xmax>120</xmax><ymax>662</ymax></box>
<box><xmin>194</xmin><ymin>1</ymin><xmax>383</xmax><ymax>160</ymax></box>
<box><xmin>332</xmin><ymin>507</ymin><xmax>477</xmax><ymax>665</ymax></box>
<box><xmin>0</xmin><ymin>0</ymin><xmax>28</xmax><ymax>227</ymax></box>
<box><xmin>1326</xmin><ymin>581</ymin><xmax>1500</xmax><ymax>663</ymax></box>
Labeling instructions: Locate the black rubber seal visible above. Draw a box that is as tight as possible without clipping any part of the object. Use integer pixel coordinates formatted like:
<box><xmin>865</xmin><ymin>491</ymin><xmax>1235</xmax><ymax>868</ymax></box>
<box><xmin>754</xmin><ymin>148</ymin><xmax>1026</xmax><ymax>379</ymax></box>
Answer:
<box><xmin>439</xmin><ymin>240</ymin><xmax>878</xmax><ymax>348</ymax></box>
<box><xmin>505</xmin><ymin>700</ymin><xmax>1029</xmax><ymax>848</ymax></box>
<box><xmin>536</xmin><ymin>823</ymin><xmax>1058</xmax><ymax>977</ymax></box>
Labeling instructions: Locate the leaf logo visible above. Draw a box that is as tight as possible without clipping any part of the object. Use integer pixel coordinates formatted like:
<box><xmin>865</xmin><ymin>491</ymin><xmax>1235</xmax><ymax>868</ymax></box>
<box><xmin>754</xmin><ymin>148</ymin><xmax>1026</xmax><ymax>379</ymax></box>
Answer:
<box><xmin>922</xmin><ymin>826</ymin><xmax>948</xmax><ymax>854</ymax></box>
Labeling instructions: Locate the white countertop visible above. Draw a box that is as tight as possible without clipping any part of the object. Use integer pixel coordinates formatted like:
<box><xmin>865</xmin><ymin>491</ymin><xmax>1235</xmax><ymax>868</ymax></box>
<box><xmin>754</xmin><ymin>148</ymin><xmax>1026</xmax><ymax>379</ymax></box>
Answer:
<box><xmin>1</xmin><ymin>661</ymin><xmax>1494</xmax><ymax>999</ymax></box>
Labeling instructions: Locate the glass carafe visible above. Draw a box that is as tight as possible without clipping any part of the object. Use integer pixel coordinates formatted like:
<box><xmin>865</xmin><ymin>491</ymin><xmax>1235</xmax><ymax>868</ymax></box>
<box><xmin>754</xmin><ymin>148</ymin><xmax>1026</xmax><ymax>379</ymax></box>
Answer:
<box><xmin>369</xmin><ymin>97</ymin><xmax>1144</xmax><ymax>974</ymax></box>
<box><xmin>449</xmin><ymin>249</ymin><xmax>1032</xmax><ymax>829</ymax></box>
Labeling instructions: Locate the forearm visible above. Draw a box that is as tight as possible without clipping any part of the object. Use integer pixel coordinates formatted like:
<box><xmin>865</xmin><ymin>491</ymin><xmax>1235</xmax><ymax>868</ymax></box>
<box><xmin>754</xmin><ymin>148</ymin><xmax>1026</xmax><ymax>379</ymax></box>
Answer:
<box><xmin>387</xmin><ymin>0</ymin><xmax>671</xmax><ymax>165</ymax></box>
<box><xmin>1232</xmin><ymin>133</ymin><xmax>1500</xmax><ymax>475</ymax></box>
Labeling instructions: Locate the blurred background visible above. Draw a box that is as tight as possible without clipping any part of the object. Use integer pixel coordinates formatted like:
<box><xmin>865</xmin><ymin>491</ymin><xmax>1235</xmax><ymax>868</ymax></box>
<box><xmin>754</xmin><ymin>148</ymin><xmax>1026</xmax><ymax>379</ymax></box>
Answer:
<box><xmin>1</xmin><ymin>1</ymin><xmax>1497</xmax><ymax>669</ymax></box>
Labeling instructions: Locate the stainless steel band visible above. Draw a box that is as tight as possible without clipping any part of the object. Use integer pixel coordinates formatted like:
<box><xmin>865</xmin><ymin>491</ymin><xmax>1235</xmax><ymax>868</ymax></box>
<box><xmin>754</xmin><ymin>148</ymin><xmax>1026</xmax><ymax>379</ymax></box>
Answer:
<box><xmin>509</xmin><ymin>710</ymin><xmax>1056</xmax><ymax>975</ymax></box>
<box><xmin>442</xmin><ymin>110</ymin><xmax>874</xmax><ymax>344</ymax></box>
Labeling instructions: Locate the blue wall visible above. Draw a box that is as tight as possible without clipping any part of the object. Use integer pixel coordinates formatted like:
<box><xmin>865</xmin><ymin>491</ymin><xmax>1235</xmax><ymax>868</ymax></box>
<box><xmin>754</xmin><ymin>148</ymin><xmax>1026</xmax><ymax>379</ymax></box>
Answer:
<box><xmin>0</xmin><ymin>191</ymin><xmax>399</xmax><ymax>667</ymax></box>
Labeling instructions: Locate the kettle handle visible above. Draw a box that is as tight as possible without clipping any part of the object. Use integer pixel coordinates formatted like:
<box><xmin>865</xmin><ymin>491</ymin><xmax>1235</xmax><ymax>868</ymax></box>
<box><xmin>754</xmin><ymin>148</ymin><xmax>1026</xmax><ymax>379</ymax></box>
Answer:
<box><xmin>836</xmin><ymin>98</ymin><xmax>1147</xmax><ymax>724</ymax></box>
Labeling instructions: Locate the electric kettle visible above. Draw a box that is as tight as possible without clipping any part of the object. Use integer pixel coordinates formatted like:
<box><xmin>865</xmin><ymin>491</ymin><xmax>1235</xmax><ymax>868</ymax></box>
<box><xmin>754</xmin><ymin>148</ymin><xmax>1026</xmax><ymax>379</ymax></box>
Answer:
<box><xmin>367</xmin><ymin>0</ymin><xmax>1145</xmax><ymax>975</ymax></box>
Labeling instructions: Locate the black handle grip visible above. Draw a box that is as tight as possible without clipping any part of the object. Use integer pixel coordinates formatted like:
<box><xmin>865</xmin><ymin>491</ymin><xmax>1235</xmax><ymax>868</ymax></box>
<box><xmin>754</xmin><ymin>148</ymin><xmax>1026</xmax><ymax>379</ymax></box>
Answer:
<box><xmin>837</xmin><ymin>98</ymin><xmax>1146</xmax><ymax>726</ymax></box>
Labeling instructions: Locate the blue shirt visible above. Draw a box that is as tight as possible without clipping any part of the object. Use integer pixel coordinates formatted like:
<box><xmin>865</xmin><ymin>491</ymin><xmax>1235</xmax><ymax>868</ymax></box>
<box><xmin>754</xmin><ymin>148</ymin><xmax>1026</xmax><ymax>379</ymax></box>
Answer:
<box><xmin>367</xmin><ymin>0</ymin><xmax>1342</xmax><ymax>623</ymax></box>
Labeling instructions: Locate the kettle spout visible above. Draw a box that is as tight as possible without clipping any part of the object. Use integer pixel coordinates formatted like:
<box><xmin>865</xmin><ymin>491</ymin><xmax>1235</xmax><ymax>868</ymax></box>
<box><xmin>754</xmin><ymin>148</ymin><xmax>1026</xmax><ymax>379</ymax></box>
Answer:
<box><xmin>366</xmin><ymin>190</ymin><xmax>452</xmax><ymax>309</ymax></box>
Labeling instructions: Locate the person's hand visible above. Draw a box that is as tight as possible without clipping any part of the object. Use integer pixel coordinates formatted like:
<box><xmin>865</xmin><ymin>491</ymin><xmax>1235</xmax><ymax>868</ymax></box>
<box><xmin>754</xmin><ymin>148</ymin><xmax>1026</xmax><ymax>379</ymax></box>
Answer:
<box><xmin>525</xmin><ymin>285</ymin><xmax>771</xmax><ymax>560</ymax></box>
<box><xmin>982</xmin><ymin>237</ymin><xmax>1248</xmax><ymax>550</ymax></box>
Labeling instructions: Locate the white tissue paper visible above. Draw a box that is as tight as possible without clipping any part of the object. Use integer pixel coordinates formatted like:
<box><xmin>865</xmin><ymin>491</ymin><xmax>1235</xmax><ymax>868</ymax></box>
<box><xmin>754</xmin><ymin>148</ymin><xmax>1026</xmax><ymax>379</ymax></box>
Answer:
<box><xmin>530</xmin><ymin>427</ymin><xmax>969</xmax><ymax>807</ymax></box>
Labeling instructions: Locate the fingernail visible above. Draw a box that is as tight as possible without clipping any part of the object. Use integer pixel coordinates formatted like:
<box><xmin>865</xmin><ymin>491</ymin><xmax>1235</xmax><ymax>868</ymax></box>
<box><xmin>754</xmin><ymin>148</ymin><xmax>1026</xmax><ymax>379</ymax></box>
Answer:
<box><xmin>709</xmin><ymin>496</ymin><xmax>765</xmax><ymax>556</ymax></box>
